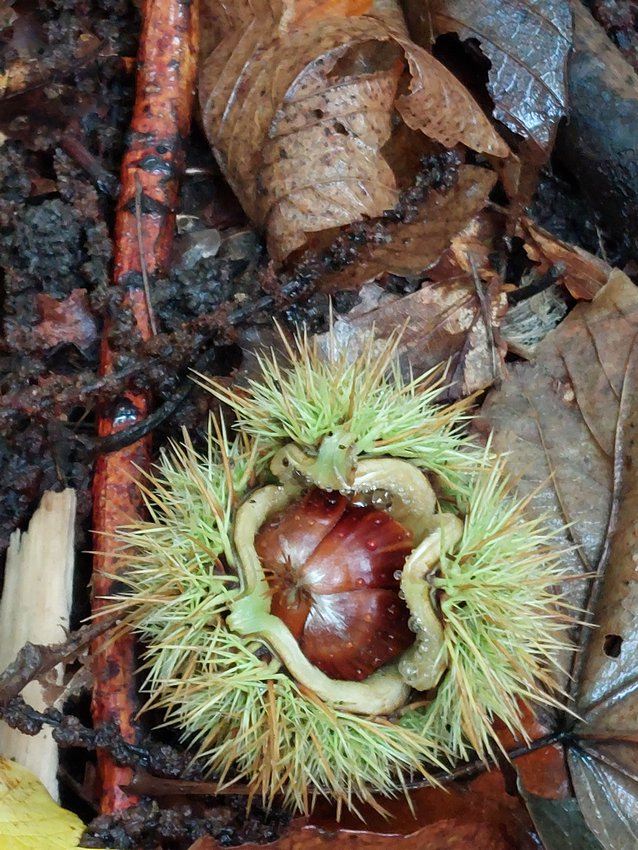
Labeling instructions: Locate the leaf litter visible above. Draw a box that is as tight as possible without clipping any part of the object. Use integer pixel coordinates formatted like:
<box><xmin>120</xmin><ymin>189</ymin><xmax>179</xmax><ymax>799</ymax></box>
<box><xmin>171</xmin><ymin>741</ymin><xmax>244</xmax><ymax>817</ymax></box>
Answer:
<box><xmin>198</xmin><ymin>0</ymin><xmax>508</xmax><ymax>262</ymax></box>
<box><xmin>425</xmin><ymin>0</ymin><xmax>572</xmax><ymax>151</ymax></box>
<box><xmin>481</xmin><ymin>270</ymin><xmax>638</xmax><ymax>850</ymax></box>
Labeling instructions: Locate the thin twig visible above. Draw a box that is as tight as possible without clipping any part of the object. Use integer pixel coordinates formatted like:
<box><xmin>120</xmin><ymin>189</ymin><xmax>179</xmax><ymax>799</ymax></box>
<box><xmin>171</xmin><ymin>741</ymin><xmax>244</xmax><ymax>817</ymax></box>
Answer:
<box><xmin>467</xmin><ymin>252</ymin><xmax>499</xmax><ymax>388</ymax></box>
<box><xmin>406</xmin><ymin>729</ymin><xmax>572</xmax><ymax>790</ymax></box>
<box><xmin>134</xmin><ymin>172</ymin><xmax>158</xmax><ymax>336</ymax></box>
<box><xmin>0</xmin><ymin>615</ymin><xmax>119</xmax><ymax>705</ymax></box>
<box><xmin>61</xmin><ymin>135</ymin><xmax>119</xmax><ymax>198</ymax></box>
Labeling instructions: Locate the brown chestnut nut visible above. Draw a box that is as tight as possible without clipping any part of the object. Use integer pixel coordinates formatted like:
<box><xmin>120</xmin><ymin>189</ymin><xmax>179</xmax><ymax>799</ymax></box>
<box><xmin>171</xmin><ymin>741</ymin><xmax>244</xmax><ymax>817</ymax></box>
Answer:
<box><xmin>254</xmin><ymin>488</ymin><xmax>414</xmax><ymax>681</ymax></box>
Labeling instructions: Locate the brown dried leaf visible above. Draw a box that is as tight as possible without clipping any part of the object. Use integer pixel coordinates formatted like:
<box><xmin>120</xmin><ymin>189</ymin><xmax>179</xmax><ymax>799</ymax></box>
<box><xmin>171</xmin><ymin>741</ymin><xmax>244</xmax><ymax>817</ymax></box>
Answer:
<box><xmin>519</xmin><ymin>218</ymin><xmax>612</xmax><ymax>300</ymax></box>
<box><xmin>199</xmin><ymin>0</ymin><xmax>508</xmax><ymax>261</ymax></box>
<box><xmin>35</xmin><ymin>289</ymin><xmax>98</xmax><ymax>351</ymax></box>
<box><xmin>188</xmin><ymin>781</ymin><xmax>538</xmax><ymax>849</ymax></box>
<box><xmin>565</xmin><ymin>326</ymin><xmax>638</xmax><ymax>850</ymax></box>
<box><xmin>317</xmin><ymin>164</ymin><xmax>497</xmax><ymax>288</ymax></box>
<box><xmin>331</xmin><ymin>269</ymin><xmax>506</xmax><ymax>397</ymax></box>
<box><xmin>426</xmin><ymin>0</ymin><xmax>572</xmax><ymax>150</ymax></box>
<box><xmin>480</xmin><ymin>270</ymin><xmax>638</xmax><ymax>610</ymax></box>
<box><xmin>479</xmin><ymin>271</ymin><xmax>638</xmax><ymax>849</ymax></box>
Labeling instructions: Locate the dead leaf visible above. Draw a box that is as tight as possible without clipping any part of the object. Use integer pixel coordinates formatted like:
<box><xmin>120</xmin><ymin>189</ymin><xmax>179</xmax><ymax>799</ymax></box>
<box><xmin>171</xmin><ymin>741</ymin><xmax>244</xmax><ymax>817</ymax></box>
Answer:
<box><xmin>567</xmin><ymin>753</ymin><xmax>638</xmax><ymax>850</ymax></box>
<box><xmin>425</xmin><ymin>0</ymin><xmax>572</xmax><ymax>150</ymax></box>
<box><xmin>316</xmin><ymin>164</ymin><xmax>497</xmax><ymax>289</ymax></box>
<box><xmin>519</xmin><ymin>218</ymin><xmax>613</xmax><ymax>300</ymax></box>
<box><xmin>479</xmin><ymin>270</ymin><xmax>638</xmax><ymax>848</ymax></box>
<box><xmin>564</xmin><ymin>321</ymin><xmax>638</xmax><ymax>850</ymax></box>
<box><xmin>479</xmin><ymin>270</ymin><xmax>638</xmax><ymax>613</ymax></box>
<box><xmin>199</xmin><ymin>0</ymin><xmax>508</xmax><ymax>261</ymax></box>
<box><xmin>521</xmin><ymin>793</ymin><xmax>604</xmax><ymax>850</ymax></box>
<box><xmin>331</xmin><ymin>269</ymin><xmax>506</xmax><ymax>397</ymax></box>
<box><xmin>34</xmin><ymin>289</ymin><xmax>98</xmax><ymax>351</ymax></box>
<box><xmin>188</xmin><ymin>780</ymin><xmax>538</xmax><ymax>849</ymax></box>
<box><xmin>0</xmin><ymin>757</ymin><xmax>108</xmax><ymax>850</ymax></box>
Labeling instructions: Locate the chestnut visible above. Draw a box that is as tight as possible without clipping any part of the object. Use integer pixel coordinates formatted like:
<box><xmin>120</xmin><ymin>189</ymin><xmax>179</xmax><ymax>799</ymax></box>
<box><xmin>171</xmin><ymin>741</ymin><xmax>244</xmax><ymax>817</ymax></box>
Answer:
<box><xmin>254</xmin><ymin>488</ymin><xmax>414</xmax><ymax>681</ymax></box>
<box><xmin>117</xmin><ymin>326</ymin><xmax>572</xmax><ymax>814</ymax></box>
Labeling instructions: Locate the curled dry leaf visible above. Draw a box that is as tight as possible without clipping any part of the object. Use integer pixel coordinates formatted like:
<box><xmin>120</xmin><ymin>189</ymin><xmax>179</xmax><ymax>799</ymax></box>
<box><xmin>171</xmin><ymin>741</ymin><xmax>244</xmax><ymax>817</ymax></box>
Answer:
<box><xmin>199</xmin><ymin>0</ymin><xmax>508</xmax><ymax>262</ymax></box>
<box><xmin>317</xmin><ymin>164</ymin><xmax>497</xmax><ymax>289</ymax></box>
<box><xmin>518</xmin><ymin>217</ymin><xmax>612</xmax><ymax>300</ymax></box>
<box><xmin>423</xmin><ymin>0</ymin><xmax>572</xmax><ymax>151</ymax></box>
<box><xmin>479</xmin><ymin>271</ymin><xmax>638</xmax><ymax>849</ymax></box>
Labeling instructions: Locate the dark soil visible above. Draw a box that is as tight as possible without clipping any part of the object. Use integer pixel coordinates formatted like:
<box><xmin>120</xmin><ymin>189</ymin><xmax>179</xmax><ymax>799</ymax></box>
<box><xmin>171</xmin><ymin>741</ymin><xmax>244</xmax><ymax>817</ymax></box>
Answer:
<box><xmin>0</xmin><ymin>1</ymin><xmax>631</xmax><ymax>847</ymax></box>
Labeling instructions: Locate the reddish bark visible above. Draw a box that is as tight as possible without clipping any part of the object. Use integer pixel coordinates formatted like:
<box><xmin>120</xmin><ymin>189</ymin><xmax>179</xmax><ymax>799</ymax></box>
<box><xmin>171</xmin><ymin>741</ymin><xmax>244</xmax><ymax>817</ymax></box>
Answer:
<box><xmin>91</xmin><ymin>0</ymin><xmax>199</xmax><ymax>814</ymax></box>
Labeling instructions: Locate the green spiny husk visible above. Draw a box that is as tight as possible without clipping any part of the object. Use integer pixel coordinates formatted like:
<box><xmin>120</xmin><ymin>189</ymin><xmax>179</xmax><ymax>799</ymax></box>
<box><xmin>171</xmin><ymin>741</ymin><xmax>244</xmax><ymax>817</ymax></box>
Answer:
<box><xmin>399</xmin><ymin>447</ymin><xmax>572</xmax><ymax>759</ymax></box>
<box><xmin>113</xmin><ymin>329</ymin><xmax>574</xmax><ymax>814</ymax></box>
<box><xmin>113</xmin><ymin>424</ymin><xmax>447</xmax><ymax>812</ymax></box>
<box><xmin>195</xmin><ymin>325</ymin><xmax>476</xmax><ymax>493</ymax></box>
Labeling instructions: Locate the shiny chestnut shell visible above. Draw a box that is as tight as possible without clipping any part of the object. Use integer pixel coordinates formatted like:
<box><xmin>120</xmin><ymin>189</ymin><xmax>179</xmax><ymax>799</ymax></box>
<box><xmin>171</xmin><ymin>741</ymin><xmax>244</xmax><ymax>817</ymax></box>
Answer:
<box><xmin>254</xmin><ymin>488</ymin><xmax>414</xmax><ymax>681</ymax></box>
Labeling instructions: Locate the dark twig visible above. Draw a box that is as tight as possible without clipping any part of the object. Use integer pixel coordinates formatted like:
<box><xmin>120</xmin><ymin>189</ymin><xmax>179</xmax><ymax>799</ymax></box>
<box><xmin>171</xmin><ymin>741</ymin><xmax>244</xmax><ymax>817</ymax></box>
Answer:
<box><xmin>88</xmin><ymin>380</ymin><xmax>193</xmax><ymax>456</ymax></box>
<box><xmin>0</xmin><ymin>698</ymin><xmax>199</xmax><ymax>781</ymax></box>
<box><xmin>507</xmin><ymin>265</ymin><xmax>566</xmax><ymax>305</ymax></box>
<box><xmin>0</xmin><ymin>615</ymin><xmax>118</xmax><ymax>705</ymax></box>
<box><xmin>61</xmin><ymin>135</ymin><xmax>120</xmax><ymax>198</ymax></box>
<box><xmin>0</xmin><ymin>694</ymin><xmax>573</xmax><ymax>799</ymax></box>
<box><xmin>407</xmin><ymin>729</ymin><xmax>572</xmax><ymax>790</ymax></box>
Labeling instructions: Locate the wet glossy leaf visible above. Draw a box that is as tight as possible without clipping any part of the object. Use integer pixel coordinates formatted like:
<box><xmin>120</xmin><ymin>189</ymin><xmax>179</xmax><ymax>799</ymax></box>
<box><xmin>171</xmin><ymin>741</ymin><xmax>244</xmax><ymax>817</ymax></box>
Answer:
<box><xmin>521</xmin><ymin>793</ymin><xmax>604</xmax><ymax>850</ymax></box>
<box><xmin>426</xmin><ymin>0</ymin><xmax>572</xmax><ymax>149</ymax></box>
<box><xmin>568</xmin><ymin>752</ymin><xmax>638</xmax><ymax>850</ymax></box>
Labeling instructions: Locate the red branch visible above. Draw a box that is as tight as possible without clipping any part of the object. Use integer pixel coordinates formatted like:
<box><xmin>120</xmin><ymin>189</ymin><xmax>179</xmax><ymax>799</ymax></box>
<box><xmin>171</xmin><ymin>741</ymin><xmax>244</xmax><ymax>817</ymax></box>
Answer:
<box><xmin>91</xmin><ymin>0</ymin><xmax>199</xmax><ymax>814</ymax></box>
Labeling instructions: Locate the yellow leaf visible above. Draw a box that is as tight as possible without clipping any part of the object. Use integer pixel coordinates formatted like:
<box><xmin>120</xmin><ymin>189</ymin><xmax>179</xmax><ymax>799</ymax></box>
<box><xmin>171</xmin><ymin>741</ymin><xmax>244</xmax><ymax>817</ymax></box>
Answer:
<box><xmin>0</xmin><ymin>756</ymin><xmax>105</xmax><ymax>850</ymax></box>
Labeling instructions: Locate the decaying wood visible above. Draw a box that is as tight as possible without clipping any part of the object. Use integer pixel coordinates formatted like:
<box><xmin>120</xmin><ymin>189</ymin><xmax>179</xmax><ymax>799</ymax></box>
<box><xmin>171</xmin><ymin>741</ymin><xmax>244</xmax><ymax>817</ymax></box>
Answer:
<box><xmin>558</xmin><ymin>2</ymin><xmax>638</xmax><ymax>256</ymax></box>
<box><xmin>91</xmin><ymin>0</ymin><xmax>199</xmax><ymax>815</ymax></box>
<box><xmin>0</xmin><ymin>489</ymin><xmax>75</xmax><ymax>800</ymax></box>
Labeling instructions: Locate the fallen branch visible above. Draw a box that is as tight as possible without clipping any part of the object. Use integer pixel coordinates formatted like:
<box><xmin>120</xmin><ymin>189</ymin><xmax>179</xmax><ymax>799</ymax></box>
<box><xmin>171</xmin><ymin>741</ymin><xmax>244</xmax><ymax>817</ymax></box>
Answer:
<box><xmin>90</xmin><ymin>0</ymin><xmax>199</xmax><ymax>814</ymax></box>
